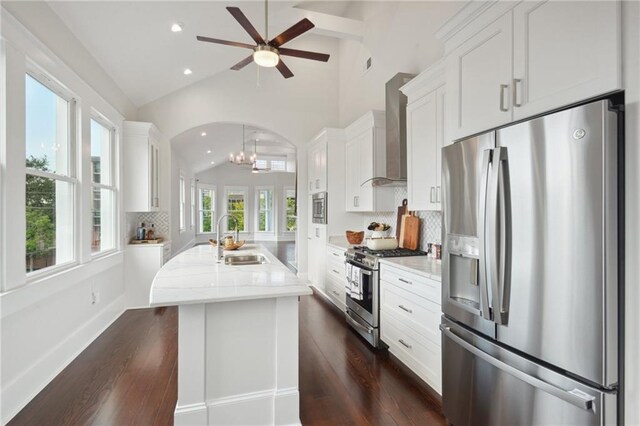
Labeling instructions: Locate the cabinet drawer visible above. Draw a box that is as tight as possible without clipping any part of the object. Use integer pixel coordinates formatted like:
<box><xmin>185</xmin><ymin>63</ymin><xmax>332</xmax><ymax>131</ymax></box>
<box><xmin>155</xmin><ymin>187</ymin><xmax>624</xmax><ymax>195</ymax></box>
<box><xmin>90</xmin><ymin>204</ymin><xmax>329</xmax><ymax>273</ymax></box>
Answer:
<box><xmin>326</xmin><ymin>262</ymin><xmax>346</xmax><ymax>282</ymax></box>
<box><xmin>381</xmin><ymin>283</ymin><xmax>441</xmax><ymax>345</ymax></box>
<box><xmin>381</xmin><ymin>312</ymin><xmax>442</xmax><ymax>393</ymax></box>
<box><xmin>380</xmin><ymin>266</ymin><xmax>441</xmax><ymax>304</ymax></box>
<box><xmin>325</xmin><ymin>277</ymin><xmax>346</xmax><ymax>312</ymax></box>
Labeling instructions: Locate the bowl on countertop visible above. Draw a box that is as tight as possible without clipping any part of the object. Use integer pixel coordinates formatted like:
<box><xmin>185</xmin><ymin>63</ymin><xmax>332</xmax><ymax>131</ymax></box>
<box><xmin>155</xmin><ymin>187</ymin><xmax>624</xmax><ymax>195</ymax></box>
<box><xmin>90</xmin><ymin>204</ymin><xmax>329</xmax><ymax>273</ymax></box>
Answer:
<box><xmin>346</xmin><ymin>230</ymin><xmax>365</xmax><ymax>245</ymax></box>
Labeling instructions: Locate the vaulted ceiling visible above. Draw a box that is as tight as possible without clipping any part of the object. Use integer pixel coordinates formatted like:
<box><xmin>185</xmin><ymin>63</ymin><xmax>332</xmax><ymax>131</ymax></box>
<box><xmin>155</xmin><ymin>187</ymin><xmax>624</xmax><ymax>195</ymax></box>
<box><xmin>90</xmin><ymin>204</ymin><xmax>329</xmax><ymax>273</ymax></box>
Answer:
<box><xmin>48</xmin><ymin>1</ymin><xmax>361</xmax><ymax>107</ymax></box>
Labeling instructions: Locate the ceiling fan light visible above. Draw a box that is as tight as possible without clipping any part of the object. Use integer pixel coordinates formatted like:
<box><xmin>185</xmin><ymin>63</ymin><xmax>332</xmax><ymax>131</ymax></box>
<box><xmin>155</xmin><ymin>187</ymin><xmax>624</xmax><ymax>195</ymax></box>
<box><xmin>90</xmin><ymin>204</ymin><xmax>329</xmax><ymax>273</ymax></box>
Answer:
<box><xmin>253</xmin><ymin>46</ymin><xmax>279</xmax><ymax>68</ymax></box>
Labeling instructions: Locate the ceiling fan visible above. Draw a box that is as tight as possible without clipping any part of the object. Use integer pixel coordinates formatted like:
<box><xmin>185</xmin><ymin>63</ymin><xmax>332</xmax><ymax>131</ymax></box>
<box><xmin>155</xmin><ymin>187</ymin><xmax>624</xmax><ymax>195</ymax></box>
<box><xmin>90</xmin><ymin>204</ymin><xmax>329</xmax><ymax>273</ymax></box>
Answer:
<box><xmin>196</xmin><ymin>0</ymin><xmax>330</xmax><ymax>79</ymax></box>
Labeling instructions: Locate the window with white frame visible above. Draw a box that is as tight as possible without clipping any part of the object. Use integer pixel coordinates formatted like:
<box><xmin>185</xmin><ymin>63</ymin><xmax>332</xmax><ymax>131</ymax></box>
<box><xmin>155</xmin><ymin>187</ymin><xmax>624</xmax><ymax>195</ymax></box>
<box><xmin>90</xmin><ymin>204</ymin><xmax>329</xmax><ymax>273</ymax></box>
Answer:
<box><xmin>198</xmin><ymin>185</ymin><xmax>215</xmax><ymax>233</ymax></box>
<box><xmin>25</xmin><ymin>73</ymin><xmax>76</xmax><ymax>274</ymax></box>
<box><xmin>224</xmin><ymin>187</ymin><xmax>247</xmax><ymax>232</ymax></box>
<box><xmin>190</xmin><ymin>179</ymin><xmax>196</xmax><ymax>230</ymax></box>
<box><xmin>284</xmin><ymin>188</ymin><xmax>296</xmax><ymax>232</ymax></box>
<box><xmin>179</xmin><ymin>174</ymin><xmax>185</xmax><ymax>232</ymax></box>
<box><xmin>256</xmin><ymin>187</ymin><xmax>274</xmax><ymax>232</ymax></box>
<box><xmin>90</xmin><ymin>117</ymin><xmax>116</xmax><ymax>254</ymax></box>
<box><xmin>270</xmin><ymin>159</ymin><xmax>286</xmax><ymax>172</ymax></box>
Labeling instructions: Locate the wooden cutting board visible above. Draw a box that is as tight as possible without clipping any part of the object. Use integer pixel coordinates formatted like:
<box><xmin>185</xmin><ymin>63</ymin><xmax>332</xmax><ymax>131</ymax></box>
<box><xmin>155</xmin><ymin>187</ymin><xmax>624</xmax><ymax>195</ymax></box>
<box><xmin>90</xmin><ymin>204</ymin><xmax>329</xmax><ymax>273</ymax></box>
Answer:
<box><xmin>401</xmin><ymin>212</ymin><xmax>420</xmax><ymax>250</ymax></box>
<box><xmin>396</xmin><ymin>199</ymin><xmax>408</xmax><ymax>240</ymax></box>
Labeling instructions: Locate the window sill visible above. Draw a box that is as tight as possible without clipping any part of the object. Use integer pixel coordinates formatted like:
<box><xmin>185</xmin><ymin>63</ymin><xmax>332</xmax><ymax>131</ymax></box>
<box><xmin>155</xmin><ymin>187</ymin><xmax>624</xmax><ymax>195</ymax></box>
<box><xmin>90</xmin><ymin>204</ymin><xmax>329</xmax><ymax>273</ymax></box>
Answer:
<box><xmin>26</xmin><ymin>260</ymin><xmax>79</xmax><ymax>284</ymax></box>
<box><xmin>91</xmin><ymin>248</ymin><xmax>119</xmax><ymax>261</ymax></box>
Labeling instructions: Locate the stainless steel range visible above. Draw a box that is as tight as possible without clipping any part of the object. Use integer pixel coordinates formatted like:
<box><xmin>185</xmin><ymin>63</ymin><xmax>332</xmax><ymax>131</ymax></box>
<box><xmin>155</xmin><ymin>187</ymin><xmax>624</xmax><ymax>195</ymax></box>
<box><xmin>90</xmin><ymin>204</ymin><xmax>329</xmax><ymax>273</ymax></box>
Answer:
<box><xmin>344</xmin><ymin>246</ymin><xmax>427</xmax><ymax>347</ymax></box>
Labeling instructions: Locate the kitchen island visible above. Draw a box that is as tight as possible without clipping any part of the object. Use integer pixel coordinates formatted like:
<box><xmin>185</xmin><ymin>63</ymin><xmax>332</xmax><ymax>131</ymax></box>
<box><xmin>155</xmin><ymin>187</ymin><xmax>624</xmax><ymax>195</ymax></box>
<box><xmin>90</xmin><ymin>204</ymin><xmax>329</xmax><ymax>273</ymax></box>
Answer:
<box><xmin>150</xmin><ymin>244</ymin><xmax>312</xmax><ymax>426</ymax></box>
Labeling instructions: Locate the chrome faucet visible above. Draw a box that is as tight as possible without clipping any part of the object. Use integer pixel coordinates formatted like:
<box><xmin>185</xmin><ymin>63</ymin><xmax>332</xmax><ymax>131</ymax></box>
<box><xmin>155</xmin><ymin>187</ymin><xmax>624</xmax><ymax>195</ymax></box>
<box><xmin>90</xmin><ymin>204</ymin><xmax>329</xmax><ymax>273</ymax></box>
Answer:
<box><xmin>216</xmin><ymin>214</ymin><xmax>239</xmax><ymax>261</ymax></box>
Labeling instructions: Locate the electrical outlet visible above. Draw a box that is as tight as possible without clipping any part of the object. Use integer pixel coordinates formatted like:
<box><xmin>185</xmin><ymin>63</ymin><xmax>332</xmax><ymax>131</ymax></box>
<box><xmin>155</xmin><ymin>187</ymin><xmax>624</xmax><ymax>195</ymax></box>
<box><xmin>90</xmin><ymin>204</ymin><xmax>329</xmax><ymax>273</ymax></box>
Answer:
<box><xmin>91</xmin><ymin>291</ymin><xmax>100</xmax><ymax>305</ymax></box>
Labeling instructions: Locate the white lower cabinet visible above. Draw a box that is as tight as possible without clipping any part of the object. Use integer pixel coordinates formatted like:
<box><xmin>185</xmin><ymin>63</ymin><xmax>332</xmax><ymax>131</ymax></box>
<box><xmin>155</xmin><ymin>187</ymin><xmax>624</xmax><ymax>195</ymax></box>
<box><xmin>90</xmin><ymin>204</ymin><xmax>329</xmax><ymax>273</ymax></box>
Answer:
<box><xmin>307</xmin><ymin>225</ymin><xmax>327</xmax><ymax>292</ymax></box>
<box><xmin>125</xmin><ymin>242</ymin><xmax>171</xmax><ymax>308</ymax></box>
<box><xmin>324</xmin><ymin>245</ymin><xmax>347</xmax><ymax>312</ymax></box>
<box><xmin>380</xmin><ymin>264</ymin><xmax>442</xmax><ymax>394</ymax></box>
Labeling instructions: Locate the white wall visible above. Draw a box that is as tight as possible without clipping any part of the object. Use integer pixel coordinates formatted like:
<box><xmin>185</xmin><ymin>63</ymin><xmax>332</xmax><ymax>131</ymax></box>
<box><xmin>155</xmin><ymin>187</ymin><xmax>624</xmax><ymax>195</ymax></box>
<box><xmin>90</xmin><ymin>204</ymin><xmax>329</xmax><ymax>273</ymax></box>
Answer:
<box><xmin>171</xmin><ymin>149</ymin><xmax>197</xmax><ymax>255</ymax></box>
<box><xmin>622</xmin><ymin>1</ymin><xmax>640</xmax><ymax>423</ymax></box>
<box><xmin>137</xmin><ymin>36</ymin><xmax>340</xmax><ymax>275</ymax></box>
<box><xmin>337</xmin><ymin>1</ymin><xmax>463</xmax><ymax>127</ymax></box>
<box><xmin>195</xmin><ymin>163</ymin><xmax>296</xmax><ymax>243</ymax></box>
<box><xmin>0</xmin><ymin>6</ymin><xmax>134</xmax><ymax>422</ymax></box>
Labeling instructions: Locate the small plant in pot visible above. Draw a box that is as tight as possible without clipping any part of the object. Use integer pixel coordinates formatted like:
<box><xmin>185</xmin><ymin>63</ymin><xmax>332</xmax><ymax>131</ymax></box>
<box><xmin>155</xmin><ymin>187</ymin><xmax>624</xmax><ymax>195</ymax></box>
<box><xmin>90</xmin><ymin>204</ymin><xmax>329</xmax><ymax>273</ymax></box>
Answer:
<box><xmin>367</xmin><ymin>222</ymin><xmax>391</xmax><ymax>238</ymax></box>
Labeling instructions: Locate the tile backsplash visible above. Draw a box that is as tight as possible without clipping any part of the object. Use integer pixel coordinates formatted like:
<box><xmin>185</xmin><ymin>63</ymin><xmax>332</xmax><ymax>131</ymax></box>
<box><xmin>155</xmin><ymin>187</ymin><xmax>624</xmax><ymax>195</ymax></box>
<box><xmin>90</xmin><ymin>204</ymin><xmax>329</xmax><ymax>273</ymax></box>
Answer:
<box><xmin>126</xmin><ymin>211</ymin><xmax>170</xmax><ymax>240</ymax></box>
<box><xmin>362</xmin><ymin>187</ymin><xmax>442</xmax><ymax>250</ymax></box>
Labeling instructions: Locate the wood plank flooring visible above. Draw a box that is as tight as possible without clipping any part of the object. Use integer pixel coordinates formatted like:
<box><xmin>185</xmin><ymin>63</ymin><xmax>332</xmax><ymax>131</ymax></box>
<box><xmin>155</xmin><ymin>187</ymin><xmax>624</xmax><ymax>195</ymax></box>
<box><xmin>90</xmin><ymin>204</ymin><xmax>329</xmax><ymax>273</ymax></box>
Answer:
<box><xmin>8</xmin><ymin>293</ymin><xmax>445</xmax><ymax>425</ymax></box>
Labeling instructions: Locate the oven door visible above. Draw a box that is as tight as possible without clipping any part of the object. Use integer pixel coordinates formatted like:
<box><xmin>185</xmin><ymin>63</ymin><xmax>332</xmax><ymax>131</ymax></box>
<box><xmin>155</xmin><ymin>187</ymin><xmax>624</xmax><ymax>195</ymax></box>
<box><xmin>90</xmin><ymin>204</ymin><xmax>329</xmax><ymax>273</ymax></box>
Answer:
<box><xmin>345</xmin><ymin>261</ymin><xmax>378</xmax><ymax>327</ymax></box>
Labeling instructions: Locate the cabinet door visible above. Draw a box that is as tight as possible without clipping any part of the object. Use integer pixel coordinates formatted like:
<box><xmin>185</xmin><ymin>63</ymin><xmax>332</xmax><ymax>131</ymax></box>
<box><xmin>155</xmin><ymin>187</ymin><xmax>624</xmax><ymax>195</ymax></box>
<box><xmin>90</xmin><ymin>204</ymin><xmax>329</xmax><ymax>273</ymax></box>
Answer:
<box><xmin>318</xmin><ymin>143</ymin><xmax>327</xmax><ymax>192</ymax></box>
<box><xmin>446</xmin><ymin>12</ymin><xmax>513</xmax><ymax>141</ymax></box>
<box><xmin>512</xmin><ymin>1</ymin><xmax>620</xmax><ymax>120</ymax></box>
<box><xmin>307</xmin><ymin>144</ymin><xmax>315</xmax><ymax>192</ymax></box>
<box><xmin>358</xmin><ymin>130</ymin><xmax>374</xmax><ymax>211</ymax></box>
<box><xmin>345</xmin><ymin>138</ymin><xmax>360</xmax><ymax>212</ymax></box>
<box><xmin>434</xmin><ymin>86</ymin><xmax>446</xmax><ymax>210</ymax></box>
<box><xmin>149</xmin><ymin>141</ymin><xmax>160</xmax><ymax>211</ymax></box>
<box><xmin>407</xmin><ymin>91</ymin><xmax>438</xmax><ymax>211</ymax></box>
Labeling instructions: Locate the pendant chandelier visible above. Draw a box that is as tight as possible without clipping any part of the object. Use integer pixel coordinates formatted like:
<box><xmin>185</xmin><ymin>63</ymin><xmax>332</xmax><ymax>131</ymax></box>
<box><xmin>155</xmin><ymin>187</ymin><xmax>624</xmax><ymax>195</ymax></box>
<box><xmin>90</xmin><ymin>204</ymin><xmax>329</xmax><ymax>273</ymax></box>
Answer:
<box><xmin>228</xmin><ymin>125</ymin><xmax>256</xmax><ymax>166</ymax></box>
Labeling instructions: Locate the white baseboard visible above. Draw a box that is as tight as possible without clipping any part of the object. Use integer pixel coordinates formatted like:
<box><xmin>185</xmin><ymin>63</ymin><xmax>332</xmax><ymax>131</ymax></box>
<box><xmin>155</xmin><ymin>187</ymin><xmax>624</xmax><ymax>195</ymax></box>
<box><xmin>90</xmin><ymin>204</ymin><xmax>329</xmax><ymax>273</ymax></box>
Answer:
<box><xmin>193</xmin><ymin>388</ymin><xmax>301</xmax><ymax>426</ymax></box>
<box><xmin>174</xmin><ymin>402</ymin><xmax>207</xmax><ymax>426</ymax></box>
<box><xmin>1</xmin><ymin>295</ymin><xmax>126</xmax><ymax>424</ymax></box>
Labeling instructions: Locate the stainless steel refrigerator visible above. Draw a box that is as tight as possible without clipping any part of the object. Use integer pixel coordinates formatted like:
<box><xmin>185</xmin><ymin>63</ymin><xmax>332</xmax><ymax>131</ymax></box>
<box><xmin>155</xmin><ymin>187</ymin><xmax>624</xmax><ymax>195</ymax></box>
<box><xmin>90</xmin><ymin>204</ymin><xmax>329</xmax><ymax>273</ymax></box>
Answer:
<box><xmin>440</xmin><ymin>99</ymin><xmax>623</xmax><ymax>425</ymax></box>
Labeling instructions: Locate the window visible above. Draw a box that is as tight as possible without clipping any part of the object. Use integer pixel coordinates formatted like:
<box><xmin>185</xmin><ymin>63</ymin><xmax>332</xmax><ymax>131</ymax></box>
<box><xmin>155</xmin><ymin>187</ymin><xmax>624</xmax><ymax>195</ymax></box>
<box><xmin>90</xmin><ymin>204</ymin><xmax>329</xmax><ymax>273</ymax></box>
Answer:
<box><xmin>285</xmin><ymin>188</ymin><xmax>297</xmax><ymax>232</ymax></box>
<box><xmin>270</xmin><ymin>159</ymin><xmax>286</xmax><ymax>172</ymax></box>
<box><xmin>190</xmin><ymin>179</ymin><xmax>196</xmax><ymax>230</ymax></box>
<box><xmin>179</xmin><ymin>174</ymin><xmax>185</xmax><ymax>232</ymax></box>
<box><xmin>25</xmin><ymin>73</ymin><xmax>76</xmax><ymax>274</ymax></box>
<box><xmin>90</xmin><ymin>118</ymin><xmax>116</xmax><ymax>254</ymax></box>
<box><xmin>224</xmin><ymin>187</ymin><xmax>247</xmax><ymax>232</ymax></box>
<box><xmin>198</xmin><ymin>185</ymin><xmax>215</xmax><ymax>233</ymax></box>
<box><xmin>256</xmin><ymin>187</ymin><xmax>274</xmax><ymax>232</ymax></box>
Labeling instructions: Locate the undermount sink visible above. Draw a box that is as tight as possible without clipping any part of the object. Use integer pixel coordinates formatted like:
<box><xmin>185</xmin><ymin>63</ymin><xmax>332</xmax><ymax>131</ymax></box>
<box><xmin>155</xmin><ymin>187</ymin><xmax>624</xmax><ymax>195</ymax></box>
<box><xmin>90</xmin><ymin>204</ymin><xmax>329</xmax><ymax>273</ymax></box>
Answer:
<box><xmin>224</xmin><ymin>254</ymin><xmax>269</xmax><ymax>266</ymax></box>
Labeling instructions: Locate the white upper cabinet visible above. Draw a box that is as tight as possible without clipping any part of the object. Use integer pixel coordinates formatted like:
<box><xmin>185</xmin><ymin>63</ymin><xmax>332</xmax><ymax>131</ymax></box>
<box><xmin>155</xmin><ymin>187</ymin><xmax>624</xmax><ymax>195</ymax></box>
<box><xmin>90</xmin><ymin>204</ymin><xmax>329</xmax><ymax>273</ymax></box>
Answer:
<box><xmin>439</xmin><ymin>0</ymin><xmax>621</xmax><ymax>141</ymax></box>
<box><xmin>307</xmin><ymin>136</ymin><xmax>327</xmax><ymax>194</ymax></box>
<box><xmin>344</xmin><ymin>111</ymin><xmax>394</xmax><ymax>212</ymax></box>
<box><xmin>401</xmin><ymin>62</ymin><xmax>447</xmax><ymax>211</ymax></box>
<box><xmin>124</xmin><ymin>121</ymin><xmax>166</xmax><ymax>212</ymax></box>
<box><xmin>446</xmin><ymin>12</ymin><xmax>513</xmax><ymax>141</ymax></box>
<box><xmin>512</xmin><ymin>0</ymin><xmax>621</xmax><ymax>120</ymax></box>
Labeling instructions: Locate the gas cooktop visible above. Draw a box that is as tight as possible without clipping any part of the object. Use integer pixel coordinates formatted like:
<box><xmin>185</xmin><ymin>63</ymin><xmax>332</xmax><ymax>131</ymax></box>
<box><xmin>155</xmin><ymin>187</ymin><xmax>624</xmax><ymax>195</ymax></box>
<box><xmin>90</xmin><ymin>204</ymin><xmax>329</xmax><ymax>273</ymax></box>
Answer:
<box><xmin>350</xmin><ymin>246</ymin><xmax>428</xmax><ymax>258</ymax></box>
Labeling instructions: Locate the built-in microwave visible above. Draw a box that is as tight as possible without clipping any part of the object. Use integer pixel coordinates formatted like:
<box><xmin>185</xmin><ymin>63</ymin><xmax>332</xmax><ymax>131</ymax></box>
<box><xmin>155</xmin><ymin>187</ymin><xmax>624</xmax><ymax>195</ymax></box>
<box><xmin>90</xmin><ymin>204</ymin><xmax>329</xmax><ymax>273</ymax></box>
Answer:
<box><xmin>312</xmin><ymin>192</ymin><xmax>327</xmax><ymax>224</ymax></box>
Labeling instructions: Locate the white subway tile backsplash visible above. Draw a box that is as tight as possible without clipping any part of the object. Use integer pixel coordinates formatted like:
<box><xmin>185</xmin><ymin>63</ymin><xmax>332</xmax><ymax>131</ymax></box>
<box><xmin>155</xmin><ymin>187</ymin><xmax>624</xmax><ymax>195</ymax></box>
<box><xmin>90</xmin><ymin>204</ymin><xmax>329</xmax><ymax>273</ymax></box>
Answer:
<box><xmin>362</xmin><ymin>187</ymin><xmax>441</xmax><ymax>251</ymax></box>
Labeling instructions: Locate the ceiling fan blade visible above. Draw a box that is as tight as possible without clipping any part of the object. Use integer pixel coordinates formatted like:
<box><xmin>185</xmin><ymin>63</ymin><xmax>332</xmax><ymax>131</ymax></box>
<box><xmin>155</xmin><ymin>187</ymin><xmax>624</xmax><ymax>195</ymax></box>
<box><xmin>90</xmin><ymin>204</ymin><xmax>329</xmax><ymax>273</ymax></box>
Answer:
<box><xmin>278</xmin><ymin>47</ymin><xmax>329</xmax><ymax>62</ymax></box>
<box><xmin>196</xmin><ymin>36</ymin><xmax>255</xmax><ymax>49</ymax></box>
<box><xmin>269</xmin><ymin>18</ymin><xmax>314</xmax><ymax>47</ymax></box>
<box><xmin>230</xmin><ymin>55</ymin><xmax>254</xmax><ymax>71</ymax></box>
<box><xmin>226</xmin><ymin>7</ymin><xmax>265</xmax><ymax>45</ymax></box>
<box><xmin>276</xmin><ymin>59</ymin><xmax>294</xmax><ymax>79</ymax></box>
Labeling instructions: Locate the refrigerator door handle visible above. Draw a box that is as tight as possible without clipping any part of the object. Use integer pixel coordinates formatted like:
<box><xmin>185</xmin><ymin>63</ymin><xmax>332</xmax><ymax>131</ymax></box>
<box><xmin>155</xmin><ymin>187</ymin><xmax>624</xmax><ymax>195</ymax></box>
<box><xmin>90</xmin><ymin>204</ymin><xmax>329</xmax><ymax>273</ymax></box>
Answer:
<box><xmin>497</xmin><ymin>148</ymin><xmax>511</xmax><ymax>324</ymax></box>
<box><xmin>440</xmin><ymin>325</ymin><xmax>597</xmax><ymax>412</ymax></box>
<box><xmin>489</xmin><ymin>147</ymin><xmax>510</xmax><ymax>325</ymax></box>
<box><xmin>479</xmin><ymin>149</ymin><xmax>493</xmax><ymax>320</ymax></box>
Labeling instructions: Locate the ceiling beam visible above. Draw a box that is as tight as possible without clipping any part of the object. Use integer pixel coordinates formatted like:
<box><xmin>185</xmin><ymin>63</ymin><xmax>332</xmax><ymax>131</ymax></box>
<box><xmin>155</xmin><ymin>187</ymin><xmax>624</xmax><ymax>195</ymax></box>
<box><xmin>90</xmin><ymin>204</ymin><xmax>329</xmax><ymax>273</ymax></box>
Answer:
<box><xmin>271</xmin><ymin>8</ymin><xmax>364</xmax><ymax>41</ymax></box>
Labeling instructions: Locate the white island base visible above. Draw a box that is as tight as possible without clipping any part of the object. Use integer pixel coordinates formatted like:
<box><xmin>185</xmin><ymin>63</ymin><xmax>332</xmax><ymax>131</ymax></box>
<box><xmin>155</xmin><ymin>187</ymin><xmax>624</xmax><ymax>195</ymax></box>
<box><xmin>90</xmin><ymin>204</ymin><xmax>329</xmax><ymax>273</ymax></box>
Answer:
<box><xmin>149</xmin><ymin>245</ymin><xmax>311</xmax><ymax>426</ymax></box>
<box><xmin>176</xmin><ymin>296</ymin><xmax>302</xmax><ymax>425</ymax></box>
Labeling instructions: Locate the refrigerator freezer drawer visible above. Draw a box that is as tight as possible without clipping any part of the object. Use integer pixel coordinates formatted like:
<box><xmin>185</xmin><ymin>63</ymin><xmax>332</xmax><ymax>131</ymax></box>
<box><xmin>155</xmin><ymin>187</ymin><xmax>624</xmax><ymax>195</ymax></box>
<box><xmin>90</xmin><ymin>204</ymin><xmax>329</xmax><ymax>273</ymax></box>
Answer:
<box><xmin>441</xmin><ymin>318</ymin><xmax>616</xmax><ymax>426</ymax></box>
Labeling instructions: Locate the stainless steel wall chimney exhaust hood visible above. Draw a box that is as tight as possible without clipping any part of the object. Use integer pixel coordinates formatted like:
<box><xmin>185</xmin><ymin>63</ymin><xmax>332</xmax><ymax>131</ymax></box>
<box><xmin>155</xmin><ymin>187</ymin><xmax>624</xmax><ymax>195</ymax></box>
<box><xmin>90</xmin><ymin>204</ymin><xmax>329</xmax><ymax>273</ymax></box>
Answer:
<box><xmin>364</xmin><ymin>72</ymin><xmax>415</xmax><ymax>187</ymax></box>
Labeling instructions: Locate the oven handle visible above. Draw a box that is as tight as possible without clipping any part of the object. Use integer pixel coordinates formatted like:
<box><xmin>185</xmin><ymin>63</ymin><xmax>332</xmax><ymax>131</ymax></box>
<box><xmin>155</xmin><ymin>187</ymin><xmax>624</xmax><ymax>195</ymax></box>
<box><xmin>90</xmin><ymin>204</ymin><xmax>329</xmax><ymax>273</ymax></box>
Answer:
<box><xmin>346</xmin><ymin>310</ymin><xmax>374</xmax><ymax>335</ymax></box>
<box><xmin>346</xmin><ymin>260</ymin><xmax>374</xmax><ymax>276</ymax></box>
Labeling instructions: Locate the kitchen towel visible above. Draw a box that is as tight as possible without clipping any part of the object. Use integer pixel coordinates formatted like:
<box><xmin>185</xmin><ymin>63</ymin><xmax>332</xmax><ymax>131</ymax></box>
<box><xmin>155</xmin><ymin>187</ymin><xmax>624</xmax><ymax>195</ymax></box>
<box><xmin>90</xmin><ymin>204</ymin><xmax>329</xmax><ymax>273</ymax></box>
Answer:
<box><xmin>345</xmin><ymin>263</ymin><xmax>363</xmax><ymax>300</ymax></box>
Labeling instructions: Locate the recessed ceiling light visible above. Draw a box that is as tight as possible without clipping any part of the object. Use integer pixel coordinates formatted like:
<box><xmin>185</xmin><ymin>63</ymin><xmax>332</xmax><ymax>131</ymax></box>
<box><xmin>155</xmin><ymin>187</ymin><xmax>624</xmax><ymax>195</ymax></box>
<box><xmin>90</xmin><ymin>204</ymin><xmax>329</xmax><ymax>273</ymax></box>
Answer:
<box><xmin>183</xmin><ymin>68</ymin><xmax>192</xmax><ymax>75</ymax></box>
<box><xmin>206</xmin><ymin>150</ymin><xmax>211</xmax><ymax>154</ymax></box>
<box><xmin>171</xmin><ymin>23</ymin><xmax>183</xmax><ymax>33</ymax></box>
<box><xmin>201</xmin><ymin>132</ymin><xmax>207</xmax><ymax>136</ymax></box>
<box><xmin>210</xmin><ymin>161</ymin><xmax>215</xmax><ymax>165</ymax></box>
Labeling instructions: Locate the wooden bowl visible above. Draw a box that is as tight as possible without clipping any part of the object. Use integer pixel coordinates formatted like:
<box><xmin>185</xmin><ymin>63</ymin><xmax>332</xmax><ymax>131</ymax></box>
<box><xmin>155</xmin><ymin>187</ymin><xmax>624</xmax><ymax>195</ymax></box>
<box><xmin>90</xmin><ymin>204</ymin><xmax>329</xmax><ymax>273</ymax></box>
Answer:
<box><xmin>209</xmin><ymin>239</ymin><xmax>245</xmax><ymax>250</ymax></box>
<box><xmin>346</xmin><ymin>231</ymin><xmax>365</xmax><ymax>245</ymax></box>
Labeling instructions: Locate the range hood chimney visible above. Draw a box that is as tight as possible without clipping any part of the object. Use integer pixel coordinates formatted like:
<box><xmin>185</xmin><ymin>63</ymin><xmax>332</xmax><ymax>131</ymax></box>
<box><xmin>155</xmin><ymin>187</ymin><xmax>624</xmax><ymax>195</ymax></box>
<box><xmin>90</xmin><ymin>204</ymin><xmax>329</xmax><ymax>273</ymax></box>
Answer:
<box><xmin>365</xmin><ymin>72</ymin><xmax>415</xmax><ymax>187</ymax></box>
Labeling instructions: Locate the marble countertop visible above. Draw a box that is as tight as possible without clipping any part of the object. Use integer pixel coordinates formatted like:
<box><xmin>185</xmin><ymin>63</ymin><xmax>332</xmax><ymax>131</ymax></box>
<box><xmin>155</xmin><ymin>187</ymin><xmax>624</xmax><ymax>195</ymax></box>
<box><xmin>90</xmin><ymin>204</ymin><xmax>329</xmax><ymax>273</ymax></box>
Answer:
<box><xmin>379</xmin><ymin>256</ymin><xmax>442</xmax><ymax>281</ymax></box>
<box><xmin>150</xmin><ymin>244</ymin><xmax>312</xmax><ymax>306</ymax></box>
<box><xmin>128</xmin><ymin>239</ymin><xmax>170</xmax><ymax>247</ymax></box>
<box><xmin>327</xmin><ymin>235</ymin><xmax>358</xmax><ymax>251</ymax></box>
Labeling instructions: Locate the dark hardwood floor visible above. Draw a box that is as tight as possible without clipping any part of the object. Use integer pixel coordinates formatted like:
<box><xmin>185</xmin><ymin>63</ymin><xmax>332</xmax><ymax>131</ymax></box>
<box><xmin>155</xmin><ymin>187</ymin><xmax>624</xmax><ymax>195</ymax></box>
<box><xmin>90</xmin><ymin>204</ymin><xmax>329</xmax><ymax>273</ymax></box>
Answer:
<box><xmin>9</xmin><ymin>294</ymin><xmax>444</xmax><ymax>426</ymax></box>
